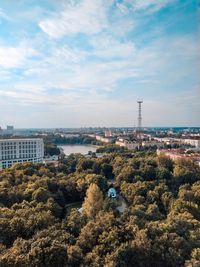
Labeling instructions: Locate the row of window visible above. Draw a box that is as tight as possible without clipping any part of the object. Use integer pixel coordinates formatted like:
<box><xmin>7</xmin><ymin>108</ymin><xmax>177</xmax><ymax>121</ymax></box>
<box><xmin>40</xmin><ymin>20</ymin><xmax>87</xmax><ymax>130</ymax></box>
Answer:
<box><xmin>0</xmin><ymin>145</ymin><xmax>17</xmax><ymax>149</ymax></box>
<box><xmin>0</xmin><ymin>145</ymin><xmax>37</xmax><ymax>150</ymax></box>
<box><xmin>1</xmin><ymin>154</ymin><xmax>38</xmax><ymax>160</ymax></box>
<box><xmin>0</xmin><ymin>141</ymin><xmax>39</xmax><ymax>146</ymax></box>
<box><xmin>1</xmin><ymin>149</ymin><xmax>37</xmax><ymax>154</ymax></box>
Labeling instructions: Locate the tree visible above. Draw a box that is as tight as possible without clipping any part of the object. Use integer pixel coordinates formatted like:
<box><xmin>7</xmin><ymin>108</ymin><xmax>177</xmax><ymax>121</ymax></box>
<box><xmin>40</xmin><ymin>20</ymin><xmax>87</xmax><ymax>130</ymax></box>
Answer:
<box><xmin>173</xmin><ymin>158</ymin><xmax>200</xmax><ymax>185</ymax></box>
<box><xmin>32</xmin><ymin>187</ymin><xmax>51</xmax><ymax>203</ymax></box>
<box><xmin>1</xmin><ymin>149</ymin><xmax>199</xmax><ymax>266</ymax></box>
<box><xmin>44</xmin><ymin>144</ymin><xmax>60</xmax><ymax>156</ymax></box>
<box><xmin>82</xmin><ymin>184</ymin><xmax>104</xmax><ymax>218</ymax></box>
<box><xmin>186</xmin><ymin>248</ymin><xmax>200</xmax><ymax>266</ymax></box>
<box><xmin>66</xmin><ymin>208</ymin><xmax>86</xmax><ymax>236</ymax></box>
<box><xmin>156</xmin><ymin>167</ymin><xmax>172</xmax><ymax>180</ymax></box>
<box><xmin>157</xmin><ymin>154</ymin><xmax>173</xmax><ymax>172</ymax></box>
<box><xmin>101</xmin><ymin>163</ymin><xmax>114</xmax><ymax>179</ymax></box>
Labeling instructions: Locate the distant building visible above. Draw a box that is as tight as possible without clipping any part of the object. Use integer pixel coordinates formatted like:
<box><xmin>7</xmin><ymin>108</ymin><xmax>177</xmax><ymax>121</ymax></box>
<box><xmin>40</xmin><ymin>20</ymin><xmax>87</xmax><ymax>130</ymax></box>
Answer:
<box><xmin>154</xmin><ymin>137</ymin><xmax>200</xmax><ymax>148</ymax></box>
<box><xmin>0</xmin><ymin>138</ymin><xmax>44</xmax><ymax>169</ymax></box>
<box><xmin>180</xmin><ymin>138</ymin><xmax>200</xmax><ymax>148</ymax></box>
<box><xmin>153</xmin><ymin>137</ymin><xmax>179</xmax><ymax>146</ymax></box>
<box><xmin>95</xmin><ymin>135</ymin><xmax>114</xmax><ymax>143</ymax></box>
<box><xmin>157</xmin><ymin>148</ymin><xmax>200</xmax><ymax>166</ymax></box>
<box><xmin>7</xmin><ymin>125</ymin><xmax>14</xmax><ymax>131</ymax></box>
<box><xmin>105</xmin><ymin>130</ymin><xmax>112</xmax><ymax>137</ymax></box>
<box><xmin>6</xmin><ymin>125</ymin><xmax>14</xmax><ymax>134</ymax></box>
<box><xmin>142</xmin><ymin>140</ymin><xmax>163</xmax><ymax>148</ymax></box>
<box><xmin>116</xmin><ymin>138</ymin><xmax>139</xmax><ymax>150</ymax></box>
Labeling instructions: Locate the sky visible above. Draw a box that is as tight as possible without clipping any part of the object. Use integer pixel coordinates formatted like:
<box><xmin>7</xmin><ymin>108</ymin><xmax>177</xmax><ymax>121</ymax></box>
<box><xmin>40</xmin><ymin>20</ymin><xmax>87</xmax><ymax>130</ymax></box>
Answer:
<box><xmin>0</xmin><ymin>0</ymin><xmax>199</xmax><ymax>128</ymax></box>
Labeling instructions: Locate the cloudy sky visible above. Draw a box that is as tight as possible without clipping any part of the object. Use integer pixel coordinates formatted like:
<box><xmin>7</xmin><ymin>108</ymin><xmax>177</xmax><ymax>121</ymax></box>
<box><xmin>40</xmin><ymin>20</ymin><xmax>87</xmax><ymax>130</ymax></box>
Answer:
<box><xmin>0</xmin><ymin>0</ymin><xmax>199</xmax><ymax>128</ymax></box>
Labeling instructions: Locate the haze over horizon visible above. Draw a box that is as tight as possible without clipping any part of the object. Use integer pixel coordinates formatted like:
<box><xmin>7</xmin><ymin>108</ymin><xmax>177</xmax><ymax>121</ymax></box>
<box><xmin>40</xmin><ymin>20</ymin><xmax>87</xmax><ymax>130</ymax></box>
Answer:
<box><xmin>0</xmin><ymin>0</ymin><xmax>199</xmax><ymax>128</ymax></box>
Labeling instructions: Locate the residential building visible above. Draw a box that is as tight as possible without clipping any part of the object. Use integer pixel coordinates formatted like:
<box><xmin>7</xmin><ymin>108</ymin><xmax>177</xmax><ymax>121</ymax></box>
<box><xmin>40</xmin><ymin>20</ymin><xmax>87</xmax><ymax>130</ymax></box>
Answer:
<box><xmin>95</xmin><ymin>135</ymin><xmax>114</xmax><ymax>143</ymax></box>
<box><xmin>154</xmin><ymin>137</ymin><xmax>200</xmax><ymax>148</ymax></box>
<box><xmin>0</xmin><ymin>138</ymin><xmax>44</xmax><ymax>169</ymax></box>
<box><xmin>180</xmin><ymin>138</ymin><xmax>200</xmax><ymax>148</ymax></box>
<box><xmin>142</xmin><ymin>140</ymin><xmax>163</xmax><ymax>148</ymax></box>
<box><xmin>105</xmin><ymin>130</ymin><xmax>112</xmax><ymax>137</ymax></box>
<box><xmin>116</xmin><ymin>138</ymin><xmax>139</xmax><ymax>150</ymax></box>
<box><xmin>157</xmin><ymin>148</ymin><xmax>200</xmax><ymax>166</ymax></box>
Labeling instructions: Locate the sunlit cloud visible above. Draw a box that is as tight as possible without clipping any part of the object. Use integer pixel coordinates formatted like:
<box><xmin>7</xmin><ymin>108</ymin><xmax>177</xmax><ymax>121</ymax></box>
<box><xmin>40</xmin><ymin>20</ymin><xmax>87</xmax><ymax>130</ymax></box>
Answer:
<box><xmin>0</xmin><ymin>0</ymin><xmax>199</xmax><ymax>127</ymax></box>
<box><xmin>0</xmin><ymin>43</ymin><xmax>37</xmax><ymax>69</ymax></box>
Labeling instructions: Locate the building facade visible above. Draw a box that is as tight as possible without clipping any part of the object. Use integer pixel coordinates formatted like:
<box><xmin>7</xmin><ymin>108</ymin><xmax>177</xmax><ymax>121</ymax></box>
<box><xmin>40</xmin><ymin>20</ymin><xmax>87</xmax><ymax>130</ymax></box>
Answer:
<box><xmin>180</xmin><ymin>138</ymin><xmax>200</xmax><ymax>148</ymax></box>
<box><xmin>154</xmin><ymin>137</ymin><xmax>200</xmax><ymax>148</ymax></box>
<box><xmin>115</xmin><ymin>138</ymin><xmax>139</xmax><ymax>150</ymax></box>
<box><xmin>0</xmin><ymin>138</ymin><xmax>44</xmax><ymax>169</ymax></box>
<box><xmin>95</xmin><ymin>135</ymin><xmax>114</xmax><ymax>143</ymax></box>
<box><xmin>157</xmin><ymin>148</ymin><xmax>200</xmax><ymax>166</ymax></box>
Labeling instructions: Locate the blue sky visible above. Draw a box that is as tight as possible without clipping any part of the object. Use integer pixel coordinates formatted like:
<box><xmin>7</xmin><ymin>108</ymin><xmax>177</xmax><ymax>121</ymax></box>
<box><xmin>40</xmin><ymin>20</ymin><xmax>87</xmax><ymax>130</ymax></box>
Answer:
<box><xmin>0</xmin><ymin>0</ymin><xmax>199</xmax><ymax>128</ymax></box>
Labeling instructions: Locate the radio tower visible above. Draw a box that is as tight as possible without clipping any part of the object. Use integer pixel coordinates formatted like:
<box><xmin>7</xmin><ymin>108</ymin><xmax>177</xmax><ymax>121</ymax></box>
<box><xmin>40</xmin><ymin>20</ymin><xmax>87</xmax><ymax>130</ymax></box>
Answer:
<box><xmin>137</xmin><ymin>99</ymin><xmax>143</xmax><ymax>146</ymax></box>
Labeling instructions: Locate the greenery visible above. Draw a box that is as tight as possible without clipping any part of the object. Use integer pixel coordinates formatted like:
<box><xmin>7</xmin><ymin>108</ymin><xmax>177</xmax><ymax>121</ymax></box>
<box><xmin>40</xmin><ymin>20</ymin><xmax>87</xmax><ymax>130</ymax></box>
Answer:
<box><xmin>44</xmin><ymin>143</ymin><xmax>61</xmax><ymax>156</ymax></box>
<box><xmin>0</xmin><ymin>150</ymin><xmax>200</xmax><ymax>267</ymax></box>
<box><xmin>96</xmin><ymin>144</ymin><xmax>128</xmax><ymax>153</ymax></box>
<box><xmin>51</xmin><ymin>135</ymin><xmax>97</xmax><ymax>145</ymax></box>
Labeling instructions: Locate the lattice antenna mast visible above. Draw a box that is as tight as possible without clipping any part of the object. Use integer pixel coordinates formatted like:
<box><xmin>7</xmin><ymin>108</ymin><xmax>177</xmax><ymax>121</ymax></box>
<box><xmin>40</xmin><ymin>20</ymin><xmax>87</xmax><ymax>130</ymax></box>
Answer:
<box><xmin>137</xmin><ymin>99</ymin><xmax>143</xmax><ymax>144</ymax></box>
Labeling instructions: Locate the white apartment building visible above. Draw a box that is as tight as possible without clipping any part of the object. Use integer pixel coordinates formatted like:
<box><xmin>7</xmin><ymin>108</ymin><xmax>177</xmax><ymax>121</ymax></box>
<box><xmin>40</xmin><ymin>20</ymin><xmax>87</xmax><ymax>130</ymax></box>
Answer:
<box><xmin>153</xmin><ymin>137</ymin><xmax>200</xmax><ymax>148</ymax></box>
<box><xmin>142</xmin><ymin>140</ymin><xmax>164</xmax><ymax>148</ymax></box>
<box><xmin>0</xmin><ymin>138</ymin><xmax>44</xmax><ymax>170</ymax></box>
<box><xmin>180</xmin><ymin>139</ymin><xmax>200</xmax><ymax>148</ymax></box>
<box><xmin>115</xmin><ymin>138</ymin><xmax>139</xmax><ymax>150</ymax></box>
<box><xmin>95</xmin><ymin>135</ymin><xmax>114</xmax><ymax>143</ymax></box>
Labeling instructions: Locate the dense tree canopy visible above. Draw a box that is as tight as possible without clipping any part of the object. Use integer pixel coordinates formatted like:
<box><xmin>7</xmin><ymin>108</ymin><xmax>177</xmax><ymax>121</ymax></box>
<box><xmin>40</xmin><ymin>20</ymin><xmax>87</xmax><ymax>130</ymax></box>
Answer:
<box><xmin>44</xmin><ymin>143</ymin><xmax>60</xmax><ymax>156</ymax></box>
<box><xmin>0</xmin><ymin>150</ymin><xmax>200</xmax><ymax>266</ymax></box>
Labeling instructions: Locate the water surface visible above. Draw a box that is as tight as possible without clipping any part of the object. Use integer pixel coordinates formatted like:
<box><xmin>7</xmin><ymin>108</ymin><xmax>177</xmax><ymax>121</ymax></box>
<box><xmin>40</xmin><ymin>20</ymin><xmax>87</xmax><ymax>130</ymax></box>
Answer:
<box><xmin>59</xmin><ymin>145</ymin><xmax>97</xmax><ymax>156</ymax></box>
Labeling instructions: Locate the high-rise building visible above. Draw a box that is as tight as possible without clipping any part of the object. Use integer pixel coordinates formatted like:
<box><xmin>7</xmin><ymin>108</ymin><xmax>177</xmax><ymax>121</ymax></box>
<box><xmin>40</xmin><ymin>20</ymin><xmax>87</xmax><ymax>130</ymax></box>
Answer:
<box><xmin>0</xmin><ymin>138</ymin><xmax>44</xmax><ymax>169</ymax></box>
<box><xmin>6</xmin><ymin>125</ymin><xmax>14</xmax><ymax>131</ymax></box>
<box><xmin>5</xmin><ymin>125</ymin><xmax>14</xmax><ymax>135</ymax></box>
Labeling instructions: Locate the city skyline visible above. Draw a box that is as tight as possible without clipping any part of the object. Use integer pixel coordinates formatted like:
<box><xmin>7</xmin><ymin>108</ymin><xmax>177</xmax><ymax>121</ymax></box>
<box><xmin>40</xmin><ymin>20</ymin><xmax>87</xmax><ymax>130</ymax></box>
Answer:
<box><xmin>0</xmin><ymin>0</ymin><xmax>199</xmax><ymax>128</ymax></box>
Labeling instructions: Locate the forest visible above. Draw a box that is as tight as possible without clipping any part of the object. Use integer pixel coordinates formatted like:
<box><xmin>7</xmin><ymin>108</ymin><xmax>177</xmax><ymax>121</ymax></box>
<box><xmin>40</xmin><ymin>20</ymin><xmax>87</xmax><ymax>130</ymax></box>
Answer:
<box><xmin>0</xmin><ymin>149</ymin><xmax>200</xmax><ymax>267</ymax></box>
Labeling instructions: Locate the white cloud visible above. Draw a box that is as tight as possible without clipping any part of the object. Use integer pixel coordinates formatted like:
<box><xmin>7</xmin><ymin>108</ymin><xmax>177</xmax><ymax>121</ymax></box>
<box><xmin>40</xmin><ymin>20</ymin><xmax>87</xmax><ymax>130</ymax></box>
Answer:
<box><xmin>0</xmin><ymin>70</ymin><xmax>10</xmax><ymax>80</ymax></box>
<box><xmin>116</xmin><ymin>0</ymin><xmax>177</xmax><ymax>16</ymax></box>
<box><xmin>90</xmin><ymin>34</ymin><xmax>136</xmax><ymax>59</ymax></box>
<box><xmin>0</xmin><ymin>0</ymin><xmax>199</xmax><ymax>127</ymax></box>
<box><xmin>16</xmin><ymin>34</ymin><xmax>198</xmax><ymax>101</ymax></box>
<box><xmin>129</xmin><ymin>0</ymin><xmax>176</xmax><ymax>13</ymax></box>
<box><xmin>47</xmin><ymin>45</ymin><xmax>87</xmax><ymax>64</ymax></box>
<box><xmin>0</xmin><ymin>8</ymin><xmax>9</xmax><ymax>20</ymax></box>
<box><xmin>39</xmin><ymin>0</ymin><xmax>109</xmax><ymax>38</ymax></box>
<box><xmin>0</xmin><ymin>43</ymin><xmax>37</xmax><ymax>69</ymax></box>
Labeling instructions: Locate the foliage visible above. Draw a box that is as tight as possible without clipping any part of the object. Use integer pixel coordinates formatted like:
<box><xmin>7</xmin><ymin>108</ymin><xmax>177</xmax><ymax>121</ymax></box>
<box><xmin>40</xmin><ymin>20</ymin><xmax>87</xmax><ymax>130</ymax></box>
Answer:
<box><xmin>96</xmin><ymin>144</ymin><xmax>127</xmax><ymax>153</ymax></box>
<box><xmin>52</xmin><ymin>135</ymin><xmax>96</xmax><ymax>145</ymax></box>
<box><xmin>82</xmin><ymin>183</ymin><xmax>104</xmax><ymax>218</ymax></box>
<box><xmin>44</xmin><ymin>143</ymin><xmax>60</xmax><ymax>156</ymax></box>
<box><xmin>0</xmin><ymin>150</ymin><xmax>200</xmax><ymax>266</ymax></box>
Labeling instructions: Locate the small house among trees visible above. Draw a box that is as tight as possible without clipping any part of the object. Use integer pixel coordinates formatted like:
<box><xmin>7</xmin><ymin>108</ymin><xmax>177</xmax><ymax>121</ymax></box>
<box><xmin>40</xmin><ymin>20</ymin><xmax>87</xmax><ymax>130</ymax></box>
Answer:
<box><xmin>108</xmin><ymin>187</ymin><xmax>117</xmax><ymax>198</ymax></box>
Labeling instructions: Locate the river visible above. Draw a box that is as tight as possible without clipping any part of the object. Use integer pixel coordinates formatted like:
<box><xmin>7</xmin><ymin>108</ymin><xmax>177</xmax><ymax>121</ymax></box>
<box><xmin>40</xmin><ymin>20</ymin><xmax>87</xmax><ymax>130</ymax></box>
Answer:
<box><xmin>59</xmin><ymin>145</ymin><xmax>97</xmax><ymax>156</ymax></box>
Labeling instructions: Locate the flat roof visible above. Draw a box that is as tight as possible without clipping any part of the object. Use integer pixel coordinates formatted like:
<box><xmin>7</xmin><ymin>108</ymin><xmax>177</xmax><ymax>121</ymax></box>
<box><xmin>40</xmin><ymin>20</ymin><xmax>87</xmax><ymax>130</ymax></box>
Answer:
<box><xmin>0</xmin><ymin>138</ymin><xmax>43</xmax><ymax>142</ymax></box>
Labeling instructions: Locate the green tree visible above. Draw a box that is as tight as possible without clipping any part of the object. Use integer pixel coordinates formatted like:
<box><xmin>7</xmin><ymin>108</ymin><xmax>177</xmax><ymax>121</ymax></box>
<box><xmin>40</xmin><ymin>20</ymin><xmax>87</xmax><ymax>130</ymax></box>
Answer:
<box><xmin>157</xmin><ymin>154</ymin><xmax>173</xmax><ymax>172</ymax></box>
<box><xmin>82</xmin><ymin>184</ymin><xmax>104</xmax><ymax>218</ymax></box>
<box><xmin>32</xmin><ymin>187</ymin><xmax>51</xmax><ymax>203</ymax></box>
